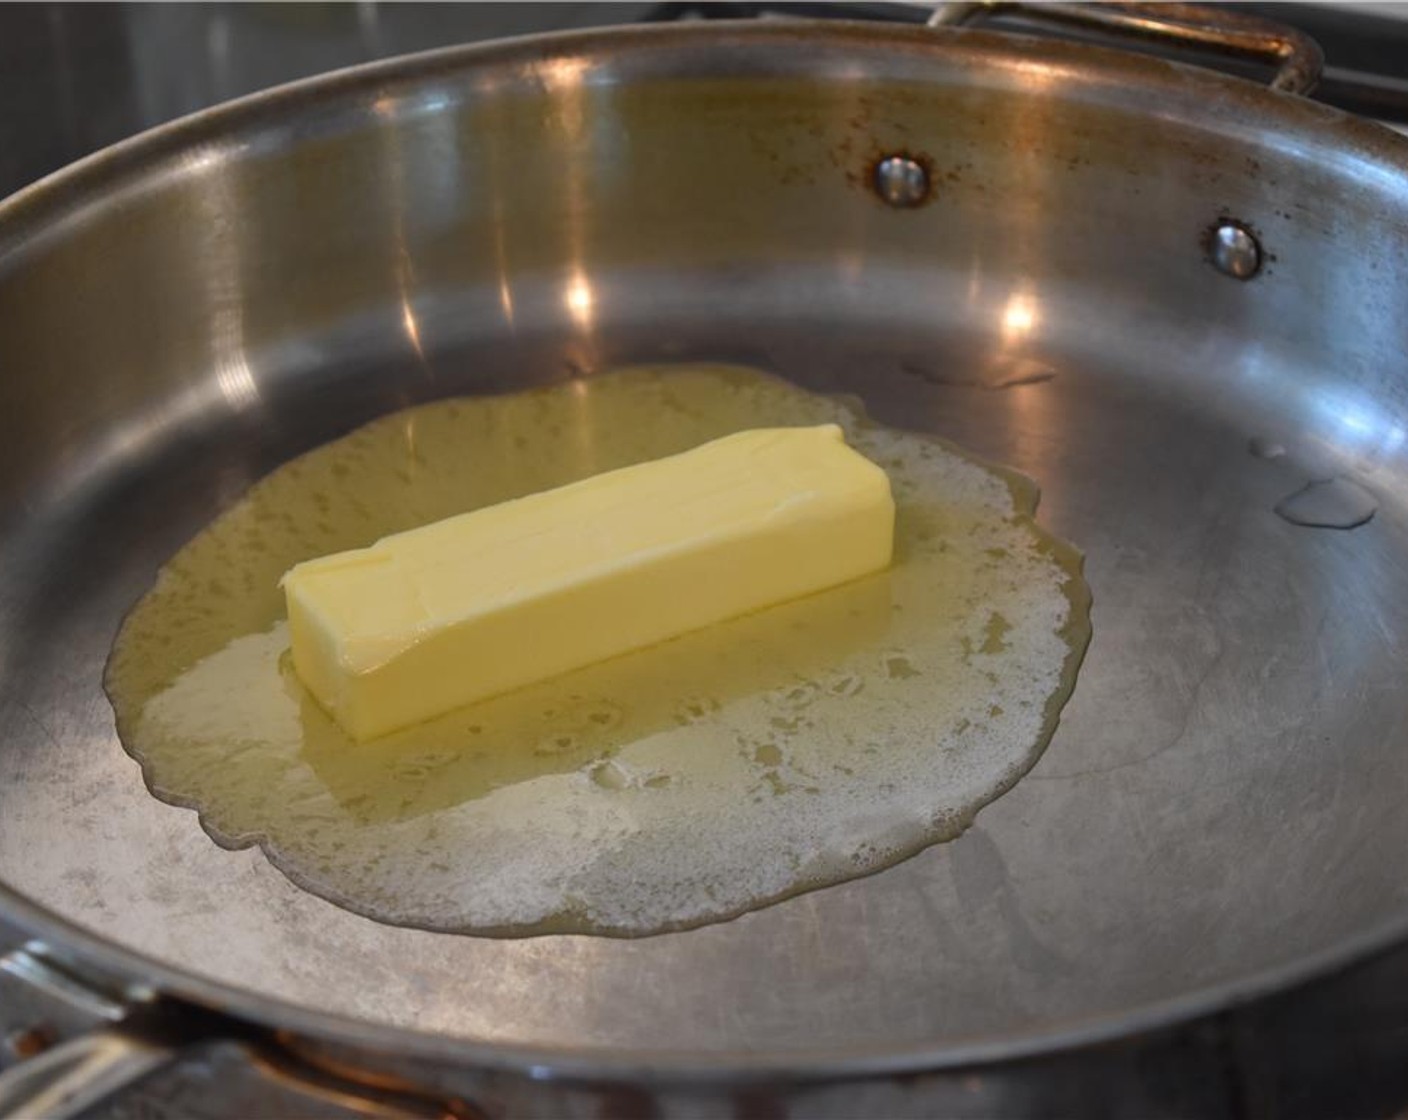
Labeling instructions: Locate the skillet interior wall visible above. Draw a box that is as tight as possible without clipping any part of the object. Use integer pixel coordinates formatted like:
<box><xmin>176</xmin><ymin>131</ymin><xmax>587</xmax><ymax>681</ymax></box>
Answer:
<box><xmin>1</xmin><ymin>27</ymin><xmax>1405</xmax><ymax>515</ymax></box>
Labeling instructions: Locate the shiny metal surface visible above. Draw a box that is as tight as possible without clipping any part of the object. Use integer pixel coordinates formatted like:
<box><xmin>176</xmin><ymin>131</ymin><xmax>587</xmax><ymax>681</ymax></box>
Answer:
<box><xmin>3</xmin><ymin>18</ymin><xmax>1408</xmax><ymax>1081</ymax></box>
<box><xmin>1209</xmin><ymin>219</ymin><xmax>1263</xmax><ymax>279</ymax></box>
<box><xmin>873</xmin><ymin>154</ymin><xmax>931</xmax><ymax>207</ymax></box>
<box><xmin>930</xmin><ymin>0</ymin><xmax>1325</xmax><ymax>93</ymax></box>
<box><xmin>0</xmin><ymin>1029</ymin><xmax>467</xmax><ymax>1120</ymax></box>
<box><xmin>0</xmin><ymin>3</ymin><xmax>660</xmax><ymax>199</ymax></box>
<box><xmin>0</xmin><ymin>1027</ymin><xmax>175</xmax><ymax>1120</ymax></box>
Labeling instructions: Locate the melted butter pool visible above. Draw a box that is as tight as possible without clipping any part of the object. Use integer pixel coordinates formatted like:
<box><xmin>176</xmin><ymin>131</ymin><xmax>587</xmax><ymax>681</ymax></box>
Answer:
<box><xmin>106</xmin><ymin>365</ymin><xmax>1090</xmax><ymax>937</ymax></box>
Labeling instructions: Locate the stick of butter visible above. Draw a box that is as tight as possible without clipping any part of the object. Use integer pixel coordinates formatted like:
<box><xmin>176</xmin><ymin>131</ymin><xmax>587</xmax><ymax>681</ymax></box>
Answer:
<box><xmin>281</xmin><ymin>424</ymin><xmax>894</xmax><ymax>741</ymax></box>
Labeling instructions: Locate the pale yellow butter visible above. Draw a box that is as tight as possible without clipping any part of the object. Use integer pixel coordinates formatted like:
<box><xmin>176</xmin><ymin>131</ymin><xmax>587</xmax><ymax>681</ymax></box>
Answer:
<box><xmin>281</xmin><ymin>425</ymin><xmax>894</xmax><ymax>741</ymax></box>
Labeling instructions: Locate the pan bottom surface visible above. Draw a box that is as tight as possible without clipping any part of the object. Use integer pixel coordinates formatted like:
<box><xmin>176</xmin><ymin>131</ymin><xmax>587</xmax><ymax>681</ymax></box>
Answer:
<box><xmin>3</xmin><ymin>281</ymin><xmax>1407</xmax><ymax>1060</ymax></box>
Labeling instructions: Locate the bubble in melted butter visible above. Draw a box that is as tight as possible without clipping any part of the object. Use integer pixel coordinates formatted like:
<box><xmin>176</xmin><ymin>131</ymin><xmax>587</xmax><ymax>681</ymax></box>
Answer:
<box><xmin>105</xmin><ymin>365</ymin><xmax>1090</xmax><ymax>937</ymax></box>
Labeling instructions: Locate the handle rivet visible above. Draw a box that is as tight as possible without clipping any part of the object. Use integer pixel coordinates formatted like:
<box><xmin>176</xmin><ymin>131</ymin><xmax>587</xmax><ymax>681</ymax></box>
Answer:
<box><xmin>1208</xmin><ymin>220</ymin><xmax>1262</xmax><ymax>279</ymax></box>
<box><xmin>874</xmin><ymin>155</ymin><xmax>930</xmax><ymax>208</ymax></box>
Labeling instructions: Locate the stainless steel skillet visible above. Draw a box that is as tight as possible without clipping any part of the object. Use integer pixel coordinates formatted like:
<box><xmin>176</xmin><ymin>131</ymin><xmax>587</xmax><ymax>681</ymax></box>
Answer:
<box><xmin>3</xmin><ymin>7</ymin><xmax>1408</xmax><ymax>1116</ymax></box>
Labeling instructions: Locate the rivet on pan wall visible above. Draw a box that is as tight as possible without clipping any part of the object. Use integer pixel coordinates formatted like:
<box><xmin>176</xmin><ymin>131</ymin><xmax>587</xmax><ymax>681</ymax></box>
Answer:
<box><xmin>1208</xmin><ymin>220</ymin><xmax>1263</xmax><ymax>279</ymax></box>
<box><xmin>874</xmin><ymin>155</ymin><xmax>930</xmax><ymax>208</ymax></box>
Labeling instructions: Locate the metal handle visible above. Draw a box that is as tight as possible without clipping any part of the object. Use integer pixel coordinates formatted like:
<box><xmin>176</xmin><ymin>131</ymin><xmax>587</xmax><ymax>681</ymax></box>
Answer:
<box><xmin>0</xmin><ymin>1025</ymin><xmax>175</xmax><ymax>1120</ymax></box>
<box><xmin>0</xmin><ymin>941</ymin><xmax>468</xmax><ymax>1119</ymax></box>
<box><xmin>0</xmin><ymin>1024</ymin><xmax>469</xmax><ymax>1120</ymax></box>
<box><xmin>929</xmin><ymin>1</ymin><xmax>1324</xmax><ymax>96</ymax></box>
